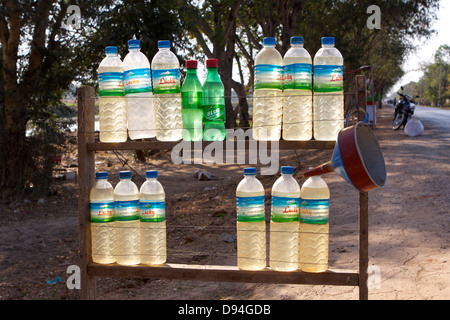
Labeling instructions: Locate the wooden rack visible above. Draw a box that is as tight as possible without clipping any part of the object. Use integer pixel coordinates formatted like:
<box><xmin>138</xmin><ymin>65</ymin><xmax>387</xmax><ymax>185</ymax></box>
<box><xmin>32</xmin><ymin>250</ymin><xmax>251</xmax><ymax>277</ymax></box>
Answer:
<box><xmin>77</xmin><ymin>85</ymin><xmax>369</xmax><ymax>300</ymax></box>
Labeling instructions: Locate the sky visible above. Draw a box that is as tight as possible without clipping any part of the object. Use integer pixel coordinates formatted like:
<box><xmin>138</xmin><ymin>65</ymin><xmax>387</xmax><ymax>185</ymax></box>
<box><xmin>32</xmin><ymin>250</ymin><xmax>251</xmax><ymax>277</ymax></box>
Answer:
<box><xmin>389</xmin><ymin>0</ymin><xmax>450</xmax><ymax>95</ymax></box>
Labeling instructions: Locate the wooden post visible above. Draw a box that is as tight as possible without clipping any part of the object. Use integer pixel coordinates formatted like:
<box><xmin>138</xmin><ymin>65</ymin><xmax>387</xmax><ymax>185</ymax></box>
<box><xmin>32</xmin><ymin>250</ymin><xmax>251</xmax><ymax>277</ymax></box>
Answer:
<box><xmin>359</xmin><ymin>191</ymin><xmax>369</xmax><ymax>300</ymax></box>
<box><xmin>355</xmin><ymin>75</ymin><xmax>367</xmax><ymax>122</ymax></box>
<box><xmin>77</xmin><ymin>86</ymin><xmax>97</xmax><ymax>299</ymax></box>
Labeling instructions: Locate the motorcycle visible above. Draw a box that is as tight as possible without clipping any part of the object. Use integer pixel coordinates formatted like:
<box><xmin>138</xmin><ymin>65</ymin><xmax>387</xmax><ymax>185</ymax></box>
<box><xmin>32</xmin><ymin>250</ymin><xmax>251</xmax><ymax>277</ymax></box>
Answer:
<box><xmin>392</xmin><ymin>86</ymin><xmax>417</xmax><ymax>130</ymax></box>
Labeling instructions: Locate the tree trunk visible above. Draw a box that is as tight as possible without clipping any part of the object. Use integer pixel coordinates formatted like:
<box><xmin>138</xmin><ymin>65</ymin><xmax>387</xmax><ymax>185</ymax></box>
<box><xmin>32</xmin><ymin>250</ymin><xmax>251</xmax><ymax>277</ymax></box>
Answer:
<box><xmin>232</xmin><ymin>80</ymin><xmax>250</xmax><ymax>127</ymax></box>
<box><xmin>0</xmin><ymin>95</ymin><xmax>28</xmax><ymax>199</ymax></box>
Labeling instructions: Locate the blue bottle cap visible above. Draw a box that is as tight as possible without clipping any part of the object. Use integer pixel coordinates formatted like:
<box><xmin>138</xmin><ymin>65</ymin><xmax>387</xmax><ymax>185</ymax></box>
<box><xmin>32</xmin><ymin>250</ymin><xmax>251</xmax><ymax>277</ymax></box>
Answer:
<box><xmin>146</xmin><ymin>170</ymin><xmax>158</xmax><ymax>178</ymax></box>
<box><xmin>128</xmin><ymin>39</ymin><xmax>140</xmax><ymax>49</ymax></box>
<box><xmin>105</xmin><ymin>46</ymin><xmax>118</xmax><ymax>54</ymax></box>
<box><xmin>119</xmin><ymin>171</ymin><xmax>132</xmax><ymax>179</ymax></box>
<box><xmin>291</xmin><ymin>36</ymin><xmax>304</xmax><ymax>45</ymax></box>
<box><xmin>263</xmin><ymin>37</ymin><xmax>276</xmax><ymax>46</ymax></box>
<box><xmin>281</xmin><ymin>166</ymin><xmax>294</xmax><ymax>174</ymax></box>
<box><xmin>321</xmin><ymin>37</ymin><xmax>335</xmax><ymax>45</ymax></box>
<box><xmin>243</xmin><ymin>167</ymin><xmax>256</xmax><ymax>175</ymax></box>
<box><xmin>96</xmin><ymin>172</ymin><xmax>108</xmax><ymax>179</ymax></box>
<box><xmin>158</xmin><ymin>40</ymin><xmax>170</xmax><ymax>49</ymax></box>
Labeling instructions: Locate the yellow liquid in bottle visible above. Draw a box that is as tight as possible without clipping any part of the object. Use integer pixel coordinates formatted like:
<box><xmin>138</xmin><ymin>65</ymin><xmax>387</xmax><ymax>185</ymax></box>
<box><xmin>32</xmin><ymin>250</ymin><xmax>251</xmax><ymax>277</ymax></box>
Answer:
<box><xmin>236</xmin><ymin>190</ymin><xmax>266</xmax><ymax>271</ymax></box>
<box><xmin>298</xmin><ymin>180</ymin><xmax>330</xmax><ymax>273</ymax></box>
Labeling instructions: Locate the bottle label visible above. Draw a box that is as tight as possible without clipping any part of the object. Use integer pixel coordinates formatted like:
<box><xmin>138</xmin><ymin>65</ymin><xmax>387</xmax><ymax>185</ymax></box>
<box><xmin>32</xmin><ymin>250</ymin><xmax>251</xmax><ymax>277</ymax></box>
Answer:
<box><xmin>313</xmin><ymin>65</ymin><xmax>343</xmax><ymax>93</ymax></box>
<box><xmin>115</xmin><ymin>200</ymin><xmax>140</xmax><ymax>221</ymax></box>
<box><xmin>124</xmin><ymin>68</ymin><xmax>152</xmax><ymax>94</ymax></box>
<box><xmin>271</xmin><ymin>196</ymin><xmax>300</xmax><ymax>222</ymax></box>
<box><xmin>152</xmin><ymin>68</ymin><xmax>181</xmax><ymax>94</ymax></box>
<box><xmin>299</xmin><ymin>199</ymin><xmax>329</xmax><ymax>224</ymax></box>
<box><xmin>139</xmin><ymin>200</ymin><xmax>166</xmax><ymax>222</ymax></box>
<box><xmin>90</xmin><ymin>201</ymin><xmax>115</xmax><ymax>223</ymax></box>
<box><xmin>203</xmin><ymin>104</ymin><xmax>225</xmax><ymax>121</ymax></box>
<box><xmin>254</xmin><ymin>64</ymin><xmax>283</xmax><ymax>90</ymax></box>
<box><xmin>283</xmin><ymin>63</ymin><xmax>312</xmax><ymax>91</ymax></box>
<box><xmin>99</xmin><ymin>72</ymin><xmax>125</xmax><ymax>96</ymax></box>
<box><xmin>236</xmin><ymin>196</ymin><xmax>265</xmax><ymax>222</ymax></box>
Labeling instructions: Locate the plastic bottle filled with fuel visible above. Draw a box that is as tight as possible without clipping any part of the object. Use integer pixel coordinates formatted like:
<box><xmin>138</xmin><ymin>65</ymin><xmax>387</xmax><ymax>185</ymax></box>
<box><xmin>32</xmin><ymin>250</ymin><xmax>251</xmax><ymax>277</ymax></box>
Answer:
<box><xmin>313</xmin><ymin>37</ymin><xmax>344</xmax><ymax>141</ymax></box>
<box><xmin>269</xmin><ymin>166</ymin><xmax>300</xmax><ymax>271</ymax></box>
<box><xmin>139</xmin><ymin>170</ymin><xmax>166</xmax><ymax>265</ymax></box>
<box><xmin>114</xmin><ymin>171</ymin><xmax>140</xmax><ymax>265</ymax></box>
<box><xmin>298</xmin><ymin>175</ymin><xmax>330</xmax><ymax>272</ymax></box>
<box><xmin>90</xmin><ymin>172</ymin><xmax>115</xmax><ymax>264</ymax></box>
<box><xmin>236</xmin><ymin>167</ymin><xmax>266</xmax><ymax>270</ymax></box>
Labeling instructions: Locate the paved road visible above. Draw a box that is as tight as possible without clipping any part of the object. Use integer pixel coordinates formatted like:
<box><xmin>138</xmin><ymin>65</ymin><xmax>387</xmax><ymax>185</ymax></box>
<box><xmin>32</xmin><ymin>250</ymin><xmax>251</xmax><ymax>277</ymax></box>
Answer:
<box><xmin>413</xmin><ymin>105</ymin><xmax>450</xmax><ymax>141</ymax></box>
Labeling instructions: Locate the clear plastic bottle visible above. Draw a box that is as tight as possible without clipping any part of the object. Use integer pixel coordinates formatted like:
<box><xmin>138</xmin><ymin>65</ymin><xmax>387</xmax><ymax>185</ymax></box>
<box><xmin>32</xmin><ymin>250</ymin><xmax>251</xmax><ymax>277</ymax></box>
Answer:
<box><xmin>151</xmin><ymin>40</ymin><xmax>182</xmax><ymax>141</ymax></box>
<box><xmin>139</xmin><ymin>170</ymin><xmax>166</xmax><ymax>265</ymax></box>
<box><xmin>298</xmin><ymin>175</ymin><xmax>330</xmax><ymax>273</ymax></box>
<box><xmin>114</xmin><ymin>171</ymin><xmax>140</xmax><ymax>265</ymax></box>
<box><xmin>282</xmin><ymin>37</ymin><xmax>313</xmax><ymax>141</ymax></box>
<box><xmin>313</xmin><ymin>37</ymin><xmax>344</xmax><ymax>141</ymax></box>
<box><xmin>123</xmin><ymin>39</ymin><xmax>156</xmax><ymax>139</ymax></box>
<box><xmin>90</xmin><ymin>172</ymin><xmax>115</xmax><ymax>264</ymax></box>
<box><xmin>269</xmin><ymin>166</ymin><xmax>300</xmax><ymax>271</ymax></box>
<box><xmin>181</xmin><ymin>60</ymin><xmax>203</xmax><ymax>141</ymax></box>
<box><xmin>253</xmin><ymin>37</ymin><xmax>283</xmax><ymax>141</ymax></box>
<box><xmin>97</xmin><ymin>46</ymin><xmax>127</xmax><ymax>142</ymax></box>
<box><xmin>236</xmin><ymin>167</ymin><xmax>266</xmax><ymax>270</ymax></box>
<box><xmin>202</xmin><ymin>58</ymin><xmax>226</xmax><ymax>141</ymax></box>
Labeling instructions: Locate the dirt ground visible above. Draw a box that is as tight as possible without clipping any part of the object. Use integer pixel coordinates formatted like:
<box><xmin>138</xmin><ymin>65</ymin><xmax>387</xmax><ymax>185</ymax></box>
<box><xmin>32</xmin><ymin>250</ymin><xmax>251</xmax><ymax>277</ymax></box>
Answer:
<box><xmin>0</xmin><ymin>105</ymin><xmax>449</xmax><ymax>300</ymax></box>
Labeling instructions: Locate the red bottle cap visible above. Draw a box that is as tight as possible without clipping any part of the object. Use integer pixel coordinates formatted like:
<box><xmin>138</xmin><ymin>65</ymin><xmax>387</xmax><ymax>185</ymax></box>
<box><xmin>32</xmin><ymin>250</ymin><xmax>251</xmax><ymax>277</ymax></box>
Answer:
<box><xmin>186</xmin><ymin>60</ymin><xmax>197</xmax><ymax>69</ymax></box>
<box><xmin>206</xmin><ymin>59</ymin><xmax>218</xmax><ymax>68</ymax></box>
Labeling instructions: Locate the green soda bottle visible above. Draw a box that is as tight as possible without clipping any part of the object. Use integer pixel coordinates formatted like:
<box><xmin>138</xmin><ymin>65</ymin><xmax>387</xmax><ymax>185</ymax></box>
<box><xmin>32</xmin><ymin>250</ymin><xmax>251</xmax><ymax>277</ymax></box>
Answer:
<box><xmin>181</xmin><ymin>60</ymin><xmax>203</xmax><ymax>141</ymax></box>
<box><xmin>202</xmin><ymin>58</ymin><xmax>226</xmax><ymax>141</ymax></box>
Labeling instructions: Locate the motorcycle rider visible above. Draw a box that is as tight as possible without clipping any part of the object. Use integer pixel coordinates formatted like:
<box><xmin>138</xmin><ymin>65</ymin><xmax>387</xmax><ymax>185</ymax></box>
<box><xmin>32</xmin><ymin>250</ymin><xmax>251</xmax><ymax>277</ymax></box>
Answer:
<box><xmin>393</xmin><ymin>86</ymin><xmax>414</xmax><ymax>128</ymax></box>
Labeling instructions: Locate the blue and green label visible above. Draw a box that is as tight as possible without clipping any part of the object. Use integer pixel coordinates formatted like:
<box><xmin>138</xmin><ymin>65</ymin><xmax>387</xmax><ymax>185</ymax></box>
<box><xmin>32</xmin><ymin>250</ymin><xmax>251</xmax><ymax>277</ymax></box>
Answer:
<box><xmin>313</xmin><ymin>65</ymin><xmax>343</xmax><ymax>93</ymax></box>
<box><xmin>254</xmin><ymin>64</ymin><xmax>283</xmax><ymax>90</ymax></box>
<box><xmin>139</xmin><ymin>200</ymin><xmax>166</xmax><ymax>222</ymax></box>
<box><xmin>90</xmin><ymin>201</ymin><xmax>115</xmax><ymax>223</ymax></box>
<box><xmin>124</xmin><ymin>68</ymin><xmax>152</xmax><ymax>94</ymax></box>
<box><xmin>283</xmin><ymin>63</ymin><xmax>312</xmax><ymax>91</ymax></box>
<box><xmin>237</xmin><ymin>196</ymin><xmax>265</xmax><ymax>222</ymax></box>
<box><xmin>299</xmin><ymin>199</ymin><xmax>329</xmax><ymax>224</ymax></box>
<box><xmin>271</xmin><ymin>196</ymin><xmax>300</xmax><ymax>222</ymax></box>
<box><xmin>152</xmin><ymin>68</ymin><xmax>180</xmax><ymax>94</ymax></box>
<box><xmin>99</xmin><ymin>72</ymin><xmax>124</xmax><ymax>96</ymax></box>
<box><xmin>115</xmin><ymin>200</ymin><xmax>139</xmax><ymax>221</ymax></box>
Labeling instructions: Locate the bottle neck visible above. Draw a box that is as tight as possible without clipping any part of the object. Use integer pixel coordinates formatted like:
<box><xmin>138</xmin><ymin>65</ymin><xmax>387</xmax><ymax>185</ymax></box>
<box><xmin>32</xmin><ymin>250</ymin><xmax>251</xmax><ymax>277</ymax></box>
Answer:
<box><xmin>129</xmin><ymin>48</ymin><xmax>140</xmax><ymax>53</ymax></box>
<box><xmin>206</xmin><ymin>67</ymin><xmax>220</xmax><ymax>81</ymax></box>
<box><xmin>244</xmin><ymin>175</ymin><xmax>256</xmax><ymax>180</ymax></box>
<box><xmin>146</xmin><ymin>177</ymin><xmax>157</xmax><ymax>182</ymax></box>
<box><xmin>186</xmin><ymin>68</ymin><xmax>198</xmax><ymax>77</ymax></box>
<box><xmin>106</xmin><ymin>53</ymin><xmax>118</xmax><ymax>58</ymax></box>
<box><xmin>322</xmin><ymin>44</ymin><xmax>335</xmax><ymax>48</ymax></box>
<box><xmin>291</xmin><ymin>44</ymin><xmax>304</xmax><ymax>48</ymax></box>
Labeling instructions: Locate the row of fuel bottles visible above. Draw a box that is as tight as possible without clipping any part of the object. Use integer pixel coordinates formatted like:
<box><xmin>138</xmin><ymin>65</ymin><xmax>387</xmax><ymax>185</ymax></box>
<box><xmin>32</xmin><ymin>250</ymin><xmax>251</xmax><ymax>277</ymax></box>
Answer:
<box><xmin>90</xmin><ymin>167</ymin><xmax>330</xmax><ymax>273</ymax></box>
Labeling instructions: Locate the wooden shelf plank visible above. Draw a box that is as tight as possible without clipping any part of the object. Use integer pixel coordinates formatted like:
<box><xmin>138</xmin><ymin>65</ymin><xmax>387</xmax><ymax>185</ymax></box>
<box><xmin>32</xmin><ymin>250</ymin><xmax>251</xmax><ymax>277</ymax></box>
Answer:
<box><xmin>88</xmin><ymin>263</ymin><xmax>358</xmax><ymax>286</ymax></box>
<box><xmin>86</xmin><ymin>140</ymin><xmax>336</xmax><ymax>151</ymax></box>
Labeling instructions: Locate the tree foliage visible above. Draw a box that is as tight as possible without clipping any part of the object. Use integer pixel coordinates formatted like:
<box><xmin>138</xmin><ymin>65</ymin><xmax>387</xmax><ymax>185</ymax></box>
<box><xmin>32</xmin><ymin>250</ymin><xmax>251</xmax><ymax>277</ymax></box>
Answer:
<box><xmin>0</xmin><ymin>0</ymin><xmax>441</xmax><ymax>199</ymax></box>
<box><xmin>415</xmin><ymin>45</ymin><xmax>450</xmax><ymax>106</ymax></box>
